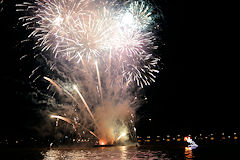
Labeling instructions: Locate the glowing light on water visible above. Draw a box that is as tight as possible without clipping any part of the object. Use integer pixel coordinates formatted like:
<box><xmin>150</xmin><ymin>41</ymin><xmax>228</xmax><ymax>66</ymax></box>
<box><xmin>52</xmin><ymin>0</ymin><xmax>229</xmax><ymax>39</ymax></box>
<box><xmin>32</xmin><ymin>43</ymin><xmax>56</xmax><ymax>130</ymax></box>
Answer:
<box><xmin>42</xmin><ymin>147</ymin><xmax>169</xmax><ymax>159</ymax></box>
<box><xmin>185</xmin><ymin>147</ymin><xmax>193</xmax><ymax>159</ymax></box>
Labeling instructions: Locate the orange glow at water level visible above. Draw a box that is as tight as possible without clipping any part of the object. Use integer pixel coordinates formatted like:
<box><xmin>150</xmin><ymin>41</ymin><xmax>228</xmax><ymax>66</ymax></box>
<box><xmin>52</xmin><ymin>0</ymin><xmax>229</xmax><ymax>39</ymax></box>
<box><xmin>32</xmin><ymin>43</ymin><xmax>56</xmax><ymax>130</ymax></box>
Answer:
<box><xmin>99</xmin><ymin>140</ymin><xmax>106</xmax><ymax>145</ymax></box>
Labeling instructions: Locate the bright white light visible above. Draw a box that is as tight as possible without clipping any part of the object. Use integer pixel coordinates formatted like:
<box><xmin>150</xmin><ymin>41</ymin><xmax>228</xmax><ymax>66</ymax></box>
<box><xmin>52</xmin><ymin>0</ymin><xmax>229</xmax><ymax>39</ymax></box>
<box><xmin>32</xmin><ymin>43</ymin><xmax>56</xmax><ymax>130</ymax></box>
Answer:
<box><xmin>121</xmin><ymin>12</ymin><xmax>135</xmax><ymax>26</ymax></box>
<box><xmin>53</xmin><ymin>16</ymin><xmax>63</xmax><ymax>26</ymax></box>
<box><xmin>73</xmin><ymin>84</ymin><xmax>78</xmax><ymax>90</ymax></box>
<box><xmin>117</xmin><ymin>131</ymin><xmax>127</xmax><ymax>141</ymax></box>
<box><xmin>120</xmin><ymin>132</ymin><xmax>127</xmax><ymax>137</ymax></box>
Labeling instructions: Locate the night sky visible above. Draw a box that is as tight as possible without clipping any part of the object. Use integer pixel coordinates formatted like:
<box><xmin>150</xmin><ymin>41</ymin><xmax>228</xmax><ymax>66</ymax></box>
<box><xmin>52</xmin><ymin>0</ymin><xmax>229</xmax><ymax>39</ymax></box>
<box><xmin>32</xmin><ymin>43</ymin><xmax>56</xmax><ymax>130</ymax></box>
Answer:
<box><xmin>0</xmin><ymin>0</ymin><xmax>238</xmax><ymax>138</ymax></box>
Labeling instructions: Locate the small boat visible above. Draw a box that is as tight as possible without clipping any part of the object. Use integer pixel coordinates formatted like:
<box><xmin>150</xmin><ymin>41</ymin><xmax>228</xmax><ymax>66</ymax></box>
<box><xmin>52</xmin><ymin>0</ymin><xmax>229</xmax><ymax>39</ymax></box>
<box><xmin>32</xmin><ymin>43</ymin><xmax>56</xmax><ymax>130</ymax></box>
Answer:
<box><xmin>184</xmin><ymin>136</ymin><xmax>198</xmax><ymax>149</ymax></box>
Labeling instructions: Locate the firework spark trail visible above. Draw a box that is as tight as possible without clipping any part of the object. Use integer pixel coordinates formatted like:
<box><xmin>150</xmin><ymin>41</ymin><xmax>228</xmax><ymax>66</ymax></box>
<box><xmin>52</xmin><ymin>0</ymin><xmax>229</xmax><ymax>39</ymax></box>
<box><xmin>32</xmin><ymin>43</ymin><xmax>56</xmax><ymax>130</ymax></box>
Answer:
<box><xmin>116</xmin><ymin>132</ymin><xmax>127</xmax><ymax>141</ymax></box>
<box><xmin>95</xmin><ymin>61</ymin><xmax>103</xmax><ymax>101</ymax></box>
<box><xmin>29</xmin><ymin>66</ymin><xmax>40</xmax><ymax>79</ymax></box>
<box><xmin>89</xmin><ymin>130</ymin><xmax>100</xmax><ymax>140</ymax></box>
<box><xmin>44</xmin><ymin>76</ymin><xmax>62</xmax><ymax>93</ymax></box>
<box><xmin>51</xmin><ymin>115</ymin><xmax>72</xmax><ymax>124</ymax></box>
<box><xmin>73</xmin><ymin>84</ymin><xmax>97</xmax><ymax>126</ymax></box>
<box><xmin>43</xmin><ymin>75</ymin><xmax>91</xmax><ymax>112</ymax></box>
<box><xmin>50</xmin><ymin>115</ymin><xmax>99</xmax><ymax>139</ymax></box>
<box><xmin>44</xmin><ymin>75</ymin><xmax>99</xmax><ymax>131</ymax></box>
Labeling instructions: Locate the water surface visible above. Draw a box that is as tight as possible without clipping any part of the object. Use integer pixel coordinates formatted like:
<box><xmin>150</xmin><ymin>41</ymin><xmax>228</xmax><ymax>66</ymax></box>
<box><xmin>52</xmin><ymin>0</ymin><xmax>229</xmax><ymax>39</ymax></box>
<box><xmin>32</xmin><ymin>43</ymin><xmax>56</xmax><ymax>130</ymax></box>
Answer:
<box><xmin>1</xmin><ymin>144</ymin><xmax>240</xmax><ymax>159</ymax></box>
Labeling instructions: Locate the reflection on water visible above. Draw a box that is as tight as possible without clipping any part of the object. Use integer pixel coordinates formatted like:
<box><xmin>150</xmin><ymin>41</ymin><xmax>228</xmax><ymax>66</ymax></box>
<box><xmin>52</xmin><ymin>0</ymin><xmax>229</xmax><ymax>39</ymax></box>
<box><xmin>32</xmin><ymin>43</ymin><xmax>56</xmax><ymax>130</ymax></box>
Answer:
<box><xmin>184</xmin><ymin>147</ymin><xmax>194</xmax><ymax>160</ymax></box>
<box><xmin>4</xmin><ymin>143</ymin><xmax>240</xmax><ymax>160</ymax></box>
<box><xmin>42</xmin><ymin>146</ymin><xmax>171</xmax><ymax>160</ymax></box>
<box><xmin>120</xmin><ymin>146</ymin><xmax>127</xmax><ymax>159</ymax></box>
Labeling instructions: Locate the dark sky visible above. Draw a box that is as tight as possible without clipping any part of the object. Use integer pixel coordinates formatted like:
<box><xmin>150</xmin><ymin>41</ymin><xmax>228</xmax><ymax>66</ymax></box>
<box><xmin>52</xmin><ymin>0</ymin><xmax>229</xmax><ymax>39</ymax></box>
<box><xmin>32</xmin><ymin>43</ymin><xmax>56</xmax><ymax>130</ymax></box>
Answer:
<box><xmin>0</xmin><ymin>0</ymin><xmax>238</xmax><ymax>137</ymax></box>
<box><xmin>143</xmin><ymin>0</ymin><xmax>239</xmax><ymax>131</ymax></box>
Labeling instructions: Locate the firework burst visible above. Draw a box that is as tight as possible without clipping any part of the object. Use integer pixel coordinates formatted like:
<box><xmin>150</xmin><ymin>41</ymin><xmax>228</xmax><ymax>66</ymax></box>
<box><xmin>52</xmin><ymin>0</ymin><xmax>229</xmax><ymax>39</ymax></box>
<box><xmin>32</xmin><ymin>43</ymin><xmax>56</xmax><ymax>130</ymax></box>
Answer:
<box><xmin>18</xmin><ymin>0</ymin><xmax>161</xmax><ymax>87</ymax></box>
<box><xmin>17</xmin><ymin>0</ymin><xmax>163</xmax><ymax>144</ymax></box>
<box><xmin>122</xmin><ymin>1</ymin><xmax>153</xmax><ymax>30</ymax></box>
<box><xmin>17</xmin><ymin>0</ymin><xmax>118</xmax><ymax>62</ymax></box>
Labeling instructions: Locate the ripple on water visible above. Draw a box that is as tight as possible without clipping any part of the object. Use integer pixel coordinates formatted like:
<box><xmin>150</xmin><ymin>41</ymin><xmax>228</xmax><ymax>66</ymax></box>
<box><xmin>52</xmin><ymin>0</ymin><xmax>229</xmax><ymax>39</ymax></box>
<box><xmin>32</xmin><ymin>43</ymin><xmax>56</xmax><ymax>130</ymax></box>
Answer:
<box><xmin>41</xmin><ymin>146</ymin><xmax>171</xmax><ymax>160</ymax></box>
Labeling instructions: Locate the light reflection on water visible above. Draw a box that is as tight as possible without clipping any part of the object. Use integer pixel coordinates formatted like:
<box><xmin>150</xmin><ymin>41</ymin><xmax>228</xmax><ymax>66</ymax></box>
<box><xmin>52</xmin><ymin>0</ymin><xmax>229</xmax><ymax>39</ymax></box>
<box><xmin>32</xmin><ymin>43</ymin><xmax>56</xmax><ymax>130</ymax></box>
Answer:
<box><xmin>184</xmin><ymin>147</ymin><xmax>194</xmax><ymax>160</ymax></box>
<box><xmin>42</xmin><ymin>146</ymin><xmax>171</xmax><ymax>160</ymax></box>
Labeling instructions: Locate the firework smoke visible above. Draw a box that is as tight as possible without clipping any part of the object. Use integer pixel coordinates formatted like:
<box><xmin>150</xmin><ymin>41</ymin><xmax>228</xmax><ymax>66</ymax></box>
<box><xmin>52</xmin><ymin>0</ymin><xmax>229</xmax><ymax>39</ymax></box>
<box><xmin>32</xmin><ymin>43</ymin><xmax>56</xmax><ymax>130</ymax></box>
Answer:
<box><xmin>17</xmin><ymin>0</ymin><xmax>162</xmax><ymax>144</ymax></box>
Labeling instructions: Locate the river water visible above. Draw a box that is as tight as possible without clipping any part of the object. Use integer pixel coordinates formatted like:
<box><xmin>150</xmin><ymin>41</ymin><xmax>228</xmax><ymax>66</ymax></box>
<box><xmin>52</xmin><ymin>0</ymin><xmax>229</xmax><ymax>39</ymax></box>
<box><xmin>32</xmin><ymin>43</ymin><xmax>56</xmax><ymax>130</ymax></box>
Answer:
<box><xmin>43</xmin><ymin>145</ymin><xmax>170</xmax><ymax>160</ymax></box>
<box><xmin>1</xmin><ymin>144</ymin><xmax>240</xmax><ymax>159</ymax></box>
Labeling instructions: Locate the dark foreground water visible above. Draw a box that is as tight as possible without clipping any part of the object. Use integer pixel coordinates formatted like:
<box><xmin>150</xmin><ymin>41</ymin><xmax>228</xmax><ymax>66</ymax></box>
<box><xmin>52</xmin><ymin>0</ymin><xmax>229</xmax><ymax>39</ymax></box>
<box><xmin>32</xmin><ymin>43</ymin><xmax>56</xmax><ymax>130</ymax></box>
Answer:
<box><xmin>1</xmin><ymin>144</ymin><xmax>240</xmax><ymax>160</ymax></box>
